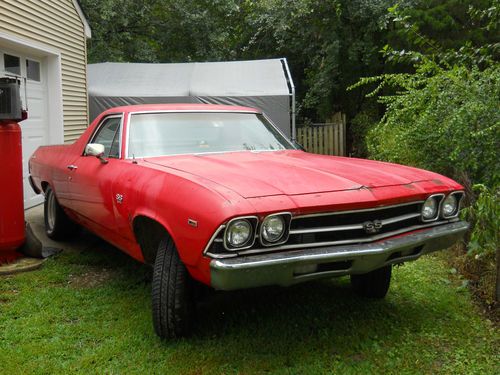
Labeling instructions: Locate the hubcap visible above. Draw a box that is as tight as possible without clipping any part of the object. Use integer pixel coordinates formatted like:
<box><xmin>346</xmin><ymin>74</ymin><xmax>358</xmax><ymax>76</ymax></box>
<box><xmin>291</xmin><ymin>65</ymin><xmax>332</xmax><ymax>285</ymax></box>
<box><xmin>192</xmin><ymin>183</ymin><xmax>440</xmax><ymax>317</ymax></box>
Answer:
<box><xmin>47</xmin><ymin>193</ymin><xmax>56</xmax><ymax>231</ymax></box>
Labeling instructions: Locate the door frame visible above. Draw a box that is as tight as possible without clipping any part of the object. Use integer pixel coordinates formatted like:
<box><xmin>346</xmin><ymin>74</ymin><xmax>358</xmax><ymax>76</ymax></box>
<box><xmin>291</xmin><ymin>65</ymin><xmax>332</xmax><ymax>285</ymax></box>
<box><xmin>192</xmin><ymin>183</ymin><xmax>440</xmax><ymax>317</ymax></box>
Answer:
<box><xmin>0</xmin><ymin>31</ymin><xmax>65</xmax><ymax>208</ymax></box>
<box><xmin>0</xmin><ymin>31</ymin><xmax>64</xmax><ymax>146</ymax></box>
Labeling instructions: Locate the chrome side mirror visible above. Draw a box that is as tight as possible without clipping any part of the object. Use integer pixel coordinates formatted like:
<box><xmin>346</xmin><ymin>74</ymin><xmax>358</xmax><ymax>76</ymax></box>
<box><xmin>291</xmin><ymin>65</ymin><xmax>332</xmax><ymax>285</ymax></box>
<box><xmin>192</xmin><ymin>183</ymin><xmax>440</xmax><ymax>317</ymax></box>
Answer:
<box><xmin>85</xmin><ymin>143</ymin><xmax>105</xmax><ymax>156</ymax></box>
<box><xmin>85</xmin><ymin>143</ymin><xmax>108</xmax><ymax>164</ymax></box>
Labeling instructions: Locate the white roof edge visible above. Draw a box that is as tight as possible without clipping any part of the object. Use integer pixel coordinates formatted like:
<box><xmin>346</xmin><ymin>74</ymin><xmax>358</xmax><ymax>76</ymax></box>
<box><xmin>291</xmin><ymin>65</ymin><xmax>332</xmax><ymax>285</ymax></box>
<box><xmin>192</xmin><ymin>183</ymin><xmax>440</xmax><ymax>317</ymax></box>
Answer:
<box><xmin>88</xmin><ymin>58</ymin><xmax>286</xmax><ymax>66</ymax></box>
<box><xmin>72</xmin><ymin>0</ymin><xmax>91</xmax><ymax>39</ymax></box>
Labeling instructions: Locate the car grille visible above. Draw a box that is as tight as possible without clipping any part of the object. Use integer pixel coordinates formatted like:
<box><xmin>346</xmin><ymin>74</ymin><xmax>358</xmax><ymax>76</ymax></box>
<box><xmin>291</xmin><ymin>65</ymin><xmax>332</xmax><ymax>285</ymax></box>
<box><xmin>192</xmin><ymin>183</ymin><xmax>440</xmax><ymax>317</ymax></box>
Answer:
<box><xmin>287</xmin><ymin>202</ymin><xmax>423</xmax><ymax>247</ymax></box>
<box><xmin>205</xmin><ymin>201</ymin><xmax>446</xmax><ymax>258</ymax></box>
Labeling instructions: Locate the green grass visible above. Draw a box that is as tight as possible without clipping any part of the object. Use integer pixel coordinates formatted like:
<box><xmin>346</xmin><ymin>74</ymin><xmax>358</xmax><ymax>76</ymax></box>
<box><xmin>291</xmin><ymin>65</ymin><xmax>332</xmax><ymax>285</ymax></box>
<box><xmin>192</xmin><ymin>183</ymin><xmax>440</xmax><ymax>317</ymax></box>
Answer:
<box><xmin>1</xmin><ymin>236</ymin><xmax>498</xmax><ymax>374</ymax></box>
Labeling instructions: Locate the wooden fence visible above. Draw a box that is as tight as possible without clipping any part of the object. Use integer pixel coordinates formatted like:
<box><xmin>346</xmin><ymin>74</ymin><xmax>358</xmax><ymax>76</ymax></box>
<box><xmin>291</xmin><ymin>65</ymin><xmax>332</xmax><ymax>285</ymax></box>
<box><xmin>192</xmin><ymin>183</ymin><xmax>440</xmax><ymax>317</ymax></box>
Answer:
<box><xmin>296</xmin><ymin>112</ymin><xmax>346</xmax><ymax>156</ymax></box>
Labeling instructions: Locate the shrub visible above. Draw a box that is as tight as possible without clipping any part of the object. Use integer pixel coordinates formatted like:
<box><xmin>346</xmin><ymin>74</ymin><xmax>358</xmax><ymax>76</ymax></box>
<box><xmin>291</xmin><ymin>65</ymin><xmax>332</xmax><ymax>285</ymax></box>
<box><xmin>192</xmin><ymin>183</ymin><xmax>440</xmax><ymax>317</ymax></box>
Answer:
<box><xmin>362</xmin><ymin>61</ymin><xmax>499</xmax><ymax>188</ymax></box>
<box><xmin>465</xmin><ymin>185</ymin><xmax>500</xmax><ymax>258</ymax></box>
<box><xmin>351</xmin><ymin>59</ymin><xmax>500</xmax><ymax>303</ymax></box>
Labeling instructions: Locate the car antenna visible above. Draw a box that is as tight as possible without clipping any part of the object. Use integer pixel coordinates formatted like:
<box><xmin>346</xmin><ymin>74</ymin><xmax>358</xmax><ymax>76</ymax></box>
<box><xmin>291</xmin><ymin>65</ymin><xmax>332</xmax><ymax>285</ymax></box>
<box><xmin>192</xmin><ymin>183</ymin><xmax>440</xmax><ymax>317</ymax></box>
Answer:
<box><xmin>132</xmin><ymin>154</ymin><xmax>138</xmax><ymax>164</ymax></box>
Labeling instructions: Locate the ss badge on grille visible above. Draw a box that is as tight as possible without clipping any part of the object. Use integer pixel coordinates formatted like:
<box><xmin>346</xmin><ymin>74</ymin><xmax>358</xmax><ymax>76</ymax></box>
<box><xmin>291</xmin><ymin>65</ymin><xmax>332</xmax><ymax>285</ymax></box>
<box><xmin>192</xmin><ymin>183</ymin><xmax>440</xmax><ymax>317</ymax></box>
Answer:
<box><xmin>363</xmin><ymin>219</ymin><xmax>383</xmax><ymax>234</ymax></box>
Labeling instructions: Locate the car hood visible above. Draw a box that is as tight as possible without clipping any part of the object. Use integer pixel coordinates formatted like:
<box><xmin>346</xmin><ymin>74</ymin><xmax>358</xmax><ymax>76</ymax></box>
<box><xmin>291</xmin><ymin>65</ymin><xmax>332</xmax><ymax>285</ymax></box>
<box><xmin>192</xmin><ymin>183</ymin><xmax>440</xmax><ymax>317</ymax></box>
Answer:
<box><xmin>144</xmin><ymin>150</ymin><xmax>446</xmax><ymax>198</ymax></box>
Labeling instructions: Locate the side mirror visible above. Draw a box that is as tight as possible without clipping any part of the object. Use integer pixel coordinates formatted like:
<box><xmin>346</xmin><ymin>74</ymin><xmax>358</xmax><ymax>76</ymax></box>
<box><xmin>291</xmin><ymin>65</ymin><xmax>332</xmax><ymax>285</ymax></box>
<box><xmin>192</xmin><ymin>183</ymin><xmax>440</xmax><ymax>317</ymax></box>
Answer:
<box><xmin>85</xmin><ymin>143</ymin><xmax>108</xmax><ymax>164</ymax></box>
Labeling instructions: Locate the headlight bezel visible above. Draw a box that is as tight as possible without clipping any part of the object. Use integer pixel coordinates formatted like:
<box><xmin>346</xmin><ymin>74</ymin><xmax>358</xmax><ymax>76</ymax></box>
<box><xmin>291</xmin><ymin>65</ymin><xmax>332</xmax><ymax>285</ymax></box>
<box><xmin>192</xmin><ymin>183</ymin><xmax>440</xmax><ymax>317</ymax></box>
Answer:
<box><xmin>441</xmin><ymin>191</ymin><xmax>464</xmax><ymax>219</ymax></box>
<box><xmin>421</xmin><ymin>193</ymin><xmax>444</xmax><ymax>222</ymax></box>
<box><xmin>259</xmin><ymin>212</ymin><xmax>292</xmax><ymax>246</ymax></box>
<box><xmin>223</xmin><ymin>216</ymin><xmax>258</xmax><ymax>250</ymax></box>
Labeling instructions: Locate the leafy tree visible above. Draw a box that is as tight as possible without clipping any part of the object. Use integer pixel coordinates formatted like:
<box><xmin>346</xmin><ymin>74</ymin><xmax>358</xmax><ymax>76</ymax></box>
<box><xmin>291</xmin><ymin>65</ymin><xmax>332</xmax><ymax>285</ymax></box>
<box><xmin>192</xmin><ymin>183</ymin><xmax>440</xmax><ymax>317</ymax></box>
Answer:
<box><xmin>80</xmin><ymin>0</ymin><xmax>246</xmax><ymax>63</ymax></box>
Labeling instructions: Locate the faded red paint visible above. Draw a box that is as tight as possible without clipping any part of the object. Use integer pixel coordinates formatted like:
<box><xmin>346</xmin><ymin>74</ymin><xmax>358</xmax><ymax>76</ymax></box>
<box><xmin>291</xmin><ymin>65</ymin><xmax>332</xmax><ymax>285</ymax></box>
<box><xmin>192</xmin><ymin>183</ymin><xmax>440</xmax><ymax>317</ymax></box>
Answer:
<box><xmin>29</xmin><ymin>104</ymin><xmax>463</xmax><ymax>286</ymax></box>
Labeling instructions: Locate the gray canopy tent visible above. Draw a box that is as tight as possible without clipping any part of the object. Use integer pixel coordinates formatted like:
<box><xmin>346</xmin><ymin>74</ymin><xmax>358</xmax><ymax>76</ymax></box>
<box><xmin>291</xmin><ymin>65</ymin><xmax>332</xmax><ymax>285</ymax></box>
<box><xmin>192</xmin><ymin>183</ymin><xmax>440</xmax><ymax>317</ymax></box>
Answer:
<box><xmin>87</xmin><ymin>58</ymin><xmax>296</xmax><ymax>138</ymax></box>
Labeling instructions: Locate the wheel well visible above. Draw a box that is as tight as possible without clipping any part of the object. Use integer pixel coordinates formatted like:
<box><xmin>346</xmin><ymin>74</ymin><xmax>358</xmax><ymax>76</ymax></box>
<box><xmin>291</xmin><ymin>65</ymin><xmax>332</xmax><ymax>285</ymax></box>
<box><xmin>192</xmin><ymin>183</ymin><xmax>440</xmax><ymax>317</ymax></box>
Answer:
<box><xmin>133</xmin><ymin>216</ymin><xmax>170</xmax><ymax>265</ymax></box>
<box><xmin>41</xmin><ymin>181</ymin><xmax>49</xmax><ymax>193</ymax></box>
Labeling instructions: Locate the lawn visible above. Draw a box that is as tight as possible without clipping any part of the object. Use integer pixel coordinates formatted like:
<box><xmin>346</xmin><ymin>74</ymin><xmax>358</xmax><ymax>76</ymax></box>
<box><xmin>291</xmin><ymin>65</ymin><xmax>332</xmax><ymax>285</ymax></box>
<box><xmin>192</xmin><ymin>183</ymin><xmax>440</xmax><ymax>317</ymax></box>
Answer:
<box><xmin>1</xmin><ymin>234</ymin><xmax>498</xmax><ymax>374</ymax></box>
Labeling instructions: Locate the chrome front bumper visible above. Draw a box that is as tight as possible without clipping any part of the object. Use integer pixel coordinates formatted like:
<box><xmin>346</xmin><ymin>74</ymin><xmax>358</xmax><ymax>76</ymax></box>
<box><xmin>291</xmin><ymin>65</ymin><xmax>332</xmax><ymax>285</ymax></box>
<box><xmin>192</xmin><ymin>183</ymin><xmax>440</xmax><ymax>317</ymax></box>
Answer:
<box><xmin>210</xmin><ymin>221</ymin><xmax>469</xmax><ymax>290</ymax></box>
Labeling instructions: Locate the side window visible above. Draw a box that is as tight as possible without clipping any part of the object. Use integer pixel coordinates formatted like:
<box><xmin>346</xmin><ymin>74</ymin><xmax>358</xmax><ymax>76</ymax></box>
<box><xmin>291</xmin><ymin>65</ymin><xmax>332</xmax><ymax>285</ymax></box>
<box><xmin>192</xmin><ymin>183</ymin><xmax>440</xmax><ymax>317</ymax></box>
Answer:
<box><xmin>91</xmin><ymin>116</ymin><xmax>122</xmax><ymax>158</ymax></box>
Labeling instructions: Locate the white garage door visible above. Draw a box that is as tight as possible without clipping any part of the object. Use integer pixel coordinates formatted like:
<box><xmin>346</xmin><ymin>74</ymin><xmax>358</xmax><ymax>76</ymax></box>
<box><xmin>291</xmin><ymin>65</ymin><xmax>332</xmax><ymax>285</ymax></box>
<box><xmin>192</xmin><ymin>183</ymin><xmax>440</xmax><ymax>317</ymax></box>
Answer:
<box><xmin>1</xmin><ymin>49</ymin><xmax>48</xmax><ymax>208</ymax></box>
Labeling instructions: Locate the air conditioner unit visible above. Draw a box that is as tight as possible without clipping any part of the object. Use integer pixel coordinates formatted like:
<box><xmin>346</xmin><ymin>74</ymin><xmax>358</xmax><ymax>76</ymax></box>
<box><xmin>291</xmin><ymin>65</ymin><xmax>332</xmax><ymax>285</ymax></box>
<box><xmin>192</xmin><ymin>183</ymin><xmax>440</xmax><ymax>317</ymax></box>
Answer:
<box><xmin>0</xmin><ymin>78</ymin><xmax>22</xmax><ymax>121</ymax></box>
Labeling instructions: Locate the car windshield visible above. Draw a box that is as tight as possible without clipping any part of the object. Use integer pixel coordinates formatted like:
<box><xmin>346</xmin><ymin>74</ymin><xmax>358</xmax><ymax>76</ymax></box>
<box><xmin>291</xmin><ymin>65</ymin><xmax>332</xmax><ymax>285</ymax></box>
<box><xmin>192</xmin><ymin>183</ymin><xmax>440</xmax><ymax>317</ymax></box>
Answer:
<box><xmin>127</xmin><ymin>112</ymin><xmax>295</xmax><ymax>158</ymax></box>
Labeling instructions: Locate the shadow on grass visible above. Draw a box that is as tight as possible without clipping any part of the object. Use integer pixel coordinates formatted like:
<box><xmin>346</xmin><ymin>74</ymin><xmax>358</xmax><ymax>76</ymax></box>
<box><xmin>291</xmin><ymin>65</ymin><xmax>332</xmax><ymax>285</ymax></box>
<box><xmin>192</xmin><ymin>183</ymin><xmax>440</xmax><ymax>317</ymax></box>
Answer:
<box><xmin>66</xmin><ymin>229</ymin><xmax>441</xmax><ymax>355</ymax></box>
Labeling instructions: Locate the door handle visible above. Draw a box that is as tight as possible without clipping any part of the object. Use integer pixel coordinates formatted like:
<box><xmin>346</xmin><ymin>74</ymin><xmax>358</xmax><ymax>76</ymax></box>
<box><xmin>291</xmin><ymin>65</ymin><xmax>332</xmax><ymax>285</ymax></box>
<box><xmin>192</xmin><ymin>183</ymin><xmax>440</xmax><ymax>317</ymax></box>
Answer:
<box><xmin>67</xmin><ymin>165</ymin><xmax>78</xmax><ymax>170</ymax></box>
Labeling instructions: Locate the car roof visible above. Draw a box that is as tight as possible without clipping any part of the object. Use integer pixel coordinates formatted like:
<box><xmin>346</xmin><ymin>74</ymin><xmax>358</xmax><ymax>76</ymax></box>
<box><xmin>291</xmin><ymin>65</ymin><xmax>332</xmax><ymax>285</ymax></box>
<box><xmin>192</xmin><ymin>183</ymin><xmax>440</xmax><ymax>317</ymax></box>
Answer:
<box><xmin>102</xmin><ymin>103</ymin><xmax>261</xmax><ymax>114</ymax></box>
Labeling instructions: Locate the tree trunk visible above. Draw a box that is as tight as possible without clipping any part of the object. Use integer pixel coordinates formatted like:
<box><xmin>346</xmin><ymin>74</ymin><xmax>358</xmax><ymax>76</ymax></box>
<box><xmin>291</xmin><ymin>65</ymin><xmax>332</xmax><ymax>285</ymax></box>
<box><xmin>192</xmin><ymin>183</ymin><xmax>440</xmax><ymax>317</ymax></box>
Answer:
<box><xmin>496</xmin><ymin>246</ymin><xmax>500</xmax><ymax>302</ymax></box>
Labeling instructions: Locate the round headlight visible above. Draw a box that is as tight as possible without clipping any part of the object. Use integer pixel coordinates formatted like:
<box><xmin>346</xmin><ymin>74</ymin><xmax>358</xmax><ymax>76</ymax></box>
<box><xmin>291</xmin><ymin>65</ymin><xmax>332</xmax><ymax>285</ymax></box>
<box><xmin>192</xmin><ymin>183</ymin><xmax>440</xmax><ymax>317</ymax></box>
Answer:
<box><xmin>226</xmin><ymin>219</ymin><xmax>252</xmax><ymax>248</ymax></box>
<box><xmin>441</xmin><ymin>194</ymin><xmax>458</xmax><ymax>217</ymax></box>
<box><xmin>421</xmin><ymin>196</ymin><xmax>439</xmax><ymax>221</ymax></box>
<box><xmin>261</xmin><ymin>215</ymin><xmax>286</xmax><ymax>243</ymax></box>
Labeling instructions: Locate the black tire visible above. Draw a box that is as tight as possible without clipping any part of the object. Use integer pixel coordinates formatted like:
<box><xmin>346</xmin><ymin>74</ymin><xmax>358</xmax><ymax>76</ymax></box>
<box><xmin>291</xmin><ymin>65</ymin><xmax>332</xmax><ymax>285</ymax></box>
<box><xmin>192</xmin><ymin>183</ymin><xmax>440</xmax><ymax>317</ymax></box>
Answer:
<box><xmin>44</xmin><ymin>186</ymin><xmax>79</xmax><ymax>240</ymax></box>
<box><xmin>152</xmin><ymin>236</ymin><xmax>195</xmax><ymax>339</ymax></box>
<box><xmin>350</xmin><ymin>265</ymin><xmax>392</xmax><ymax>299</ymax></box>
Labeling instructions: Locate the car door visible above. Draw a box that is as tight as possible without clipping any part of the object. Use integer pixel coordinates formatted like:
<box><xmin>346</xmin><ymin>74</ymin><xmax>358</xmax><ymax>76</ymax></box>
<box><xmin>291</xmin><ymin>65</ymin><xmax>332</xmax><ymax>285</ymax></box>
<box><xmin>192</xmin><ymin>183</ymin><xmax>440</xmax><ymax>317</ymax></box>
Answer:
<box><xmin>66</xmin><ymin>114</ymin><xmax>123</xmax><ymax>233</ymax></box>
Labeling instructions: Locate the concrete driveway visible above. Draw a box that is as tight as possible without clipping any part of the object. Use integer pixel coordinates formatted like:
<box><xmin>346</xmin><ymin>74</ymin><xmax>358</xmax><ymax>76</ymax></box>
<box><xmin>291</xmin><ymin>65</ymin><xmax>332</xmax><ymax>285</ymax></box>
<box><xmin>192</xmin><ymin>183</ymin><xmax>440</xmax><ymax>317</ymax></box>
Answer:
<box><xmin>25</xmin><ymin>204</ymin><xmax>107</xmax><ymax>255</ymax></box>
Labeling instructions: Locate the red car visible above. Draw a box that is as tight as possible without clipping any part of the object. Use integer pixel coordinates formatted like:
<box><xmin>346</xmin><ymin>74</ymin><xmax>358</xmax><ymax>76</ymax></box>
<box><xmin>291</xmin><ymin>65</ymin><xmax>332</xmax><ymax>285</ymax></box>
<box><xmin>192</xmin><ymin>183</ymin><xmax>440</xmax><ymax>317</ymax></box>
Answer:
<box><xmin>29</xmin><ymin>104</ymin><xmax>468</xmax><ymax>339</ymax></box>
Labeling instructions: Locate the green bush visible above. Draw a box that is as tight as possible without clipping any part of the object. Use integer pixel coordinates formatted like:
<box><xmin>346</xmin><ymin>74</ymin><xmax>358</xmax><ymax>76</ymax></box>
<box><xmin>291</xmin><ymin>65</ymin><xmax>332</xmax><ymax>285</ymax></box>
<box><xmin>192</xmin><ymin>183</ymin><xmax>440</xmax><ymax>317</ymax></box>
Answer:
<box><xmin>363</xmin><ymin>61</ymin><xmax>500</xmax><ymax>188</ymax></box>
<box><xmin>351</xmin><ymin>57</ymin><xmax>500</xmax><ymax>302</ymax></box>
<box><xmin>465</xmin><ymin>184</ymin><xmax>499</xmax><ymax>258</ymax></box>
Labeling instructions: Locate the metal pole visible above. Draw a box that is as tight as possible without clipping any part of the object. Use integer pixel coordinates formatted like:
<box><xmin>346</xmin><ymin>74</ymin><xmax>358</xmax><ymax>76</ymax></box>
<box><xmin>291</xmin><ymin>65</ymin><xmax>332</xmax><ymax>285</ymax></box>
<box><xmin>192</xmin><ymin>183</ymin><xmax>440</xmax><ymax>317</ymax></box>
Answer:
<box><xmin>281</xmin><ymin>58</ymin><xmax>296</xmax><ymax>141</ymax></box>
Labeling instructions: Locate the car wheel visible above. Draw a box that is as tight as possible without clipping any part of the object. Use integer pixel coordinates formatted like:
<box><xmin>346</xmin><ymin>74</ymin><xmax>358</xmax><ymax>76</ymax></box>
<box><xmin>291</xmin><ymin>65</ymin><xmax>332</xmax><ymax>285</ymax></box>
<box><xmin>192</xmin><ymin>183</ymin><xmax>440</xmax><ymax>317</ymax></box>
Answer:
<box><xmin>350</xmin><ymin>265</ymin><xmax>392</xmax><ymax>299</ymax></box>
<box><xmin>44</xmin><ymin>186</ymin><xmax>79</xmax><ymax>240</ymax></box>
<box><xmin>152</xmin><ymin>236</ymin><xmax>195</xmax><ymax>339</ymax></box>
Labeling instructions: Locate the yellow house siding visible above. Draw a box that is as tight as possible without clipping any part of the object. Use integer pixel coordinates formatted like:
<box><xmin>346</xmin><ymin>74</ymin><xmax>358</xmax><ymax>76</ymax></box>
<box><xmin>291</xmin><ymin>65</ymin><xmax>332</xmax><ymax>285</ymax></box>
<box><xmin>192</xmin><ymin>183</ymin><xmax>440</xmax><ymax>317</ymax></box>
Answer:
<box><xmin>0</xmin><ymin>0</ymin><xmax>88</xmax><ymax>143</ymax></box>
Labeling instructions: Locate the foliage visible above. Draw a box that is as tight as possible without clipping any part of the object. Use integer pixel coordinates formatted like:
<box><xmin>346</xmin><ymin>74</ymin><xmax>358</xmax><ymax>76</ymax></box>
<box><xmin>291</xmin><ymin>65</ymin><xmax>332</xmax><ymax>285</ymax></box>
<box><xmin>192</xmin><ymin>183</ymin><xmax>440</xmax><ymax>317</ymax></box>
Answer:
<box><xmin>239</xmin><ymin>0</ymin><xmax>393</xmax><ymax>120</ymax></box>
<box><xmin>388</xmin><ymin>0</ymin><xmax>499</xmax><ymax>55</ymax></box>
<box><xmin>465</xmin><ymin>185</ymin><xmax>500</xmax><ymax>257</ymax></box>
<box><xmin>350</xmin><ymin>1</ymin><xmax>500</xmax><ymax>302</ymax></box>
<box><xmin>79</xmin><ymin>0</ymin><xmax>497</xmax><ymax>126</ymax></box>
<box><xmin>355</xmin><ymin>61</ymin><xmax>500</xmax><ymax>188</ymax></box>
<box><xmin>80</xmin><ymin>0</ymin><xmax>246</xmax><ymax>63</ymax></box>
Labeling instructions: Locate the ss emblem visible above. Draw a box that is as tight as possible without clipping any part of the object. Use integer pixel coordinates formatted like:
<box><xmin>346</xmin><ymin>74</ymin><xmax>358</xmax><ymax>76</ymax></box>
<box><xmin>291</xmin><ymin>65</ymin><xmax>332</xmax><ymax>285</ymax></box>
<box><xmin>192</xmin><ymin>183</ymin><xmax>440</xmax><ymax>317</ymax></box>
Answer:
<box><xmin>363</xmin><ymin>220</ymin><xmax>383</xmax><ymax>234</ymax></box>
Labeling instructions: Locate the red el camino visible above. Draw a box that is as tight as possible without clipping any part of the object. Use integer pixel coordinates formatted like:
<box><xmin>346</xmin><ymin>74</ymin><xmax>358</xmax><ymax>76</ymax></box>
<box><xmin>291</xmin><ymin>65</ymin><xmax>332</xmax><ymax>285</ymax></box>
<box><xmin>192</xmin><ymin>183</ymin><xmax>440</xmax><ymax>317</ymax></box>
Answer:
<box><xmin>29</xmin><ymin>104</ymin><xmax>469</xmax><ymax>339</ymax></box>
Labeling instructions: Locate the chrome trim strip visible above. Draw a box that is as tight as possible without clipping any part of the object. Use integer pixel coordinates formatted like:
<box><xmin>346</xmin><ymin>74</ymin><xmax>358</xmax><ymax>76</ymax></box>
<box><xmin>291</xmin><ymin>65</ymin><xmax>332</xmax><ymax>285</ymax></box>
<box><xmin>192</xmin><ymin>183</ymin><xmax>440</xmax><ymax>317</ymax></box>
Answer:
<box><xmin>291</xmin><ymin>223</ymin><xmax>362</xmax><ymax>235</ymax></box>
<box><xmin>293</xmin><ymin>200</ymin><xmax>424</xmax><ymax>220</ymax></box>
<box><xmin>87</xmin><ymin>113</ymin><xmax>124</xmax><ymax>159</ymax></box>
<box><xmin>383</xmin><ymin>212</ymin><xmax>421</xmax><ymax>225</ymax></box>
<box><xmin>202</xmin><ymin>225</ymin><xmax>225</xmax><ymax>254</ymax></box>
<box><xmin>260</xmin><ymin>113</ymin><xmax>296</xmax><ymax>149</ymax></box>
<box><xmin>142</xmin><ymin>149</ymin><xmax>284</xmax><ymax>159</ymax></box>
<box><xmin>289</xmin><ymin>212</ymin><xmax>421</xmax><ymax>235</ymax></box>
<box><xmin>129</xmin><ymin>110</ymin><xmax>260</xmax><ymax>115</ymax></box>
<box><xmin>208</xmin><ymin>252</ymin><xmax>238</xmax><ymax>259</ymax></box>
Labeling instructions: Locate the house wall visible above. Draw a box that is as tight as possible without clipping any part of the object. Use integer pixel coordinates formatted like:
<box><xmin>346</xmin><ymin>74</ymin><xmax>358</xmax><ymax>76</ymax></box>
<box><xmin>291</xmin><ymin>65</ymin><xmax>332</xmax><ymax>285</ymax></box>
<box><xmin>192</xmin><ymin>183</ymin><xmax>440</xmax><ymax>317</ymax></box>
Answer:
<box><xmin>0</xmin><ymin>0</ymin><xmax>89</xmax><ymax>142</ymax></box>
